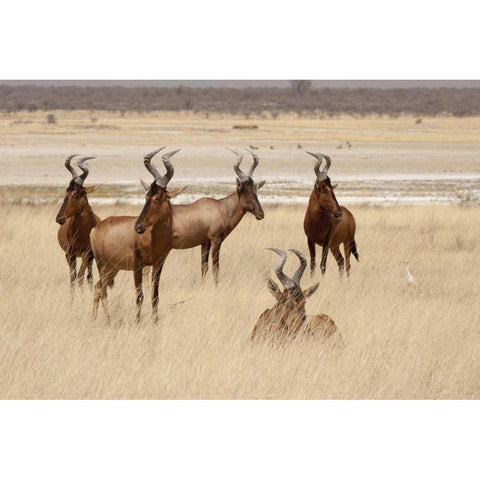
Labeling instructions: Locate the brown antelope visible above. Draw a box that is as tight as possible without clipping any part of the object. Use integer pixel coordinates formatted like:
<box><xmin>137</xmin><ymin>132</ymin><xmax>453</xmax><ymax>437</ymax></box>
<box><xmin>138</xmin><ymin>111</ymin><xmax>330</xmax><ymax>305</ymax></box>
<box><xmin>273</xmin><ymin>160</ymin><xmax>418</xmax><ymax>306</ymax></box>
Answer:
<box><xmin>90</xmin><ymin>147</ymin><xmax>184</xmax><ymax>323</ymax></box>
<box><xmin>141</xmin><ymin>148</ymin><xmax>265</xmax><ymax>285</ymax></box>
<box><xmin>251</xmin><ymin>248</ymin><xmax>340</xmax><ymax>344</ymax></box>
<box><xmin>303</xmin><ymin>152</ymin><xmax>359</xmax><ymax>277</ymax></box>
<box><xmin>56</xmin><ymin>155</ymin><xmax>100</xmax><ymax>295</ymax></box>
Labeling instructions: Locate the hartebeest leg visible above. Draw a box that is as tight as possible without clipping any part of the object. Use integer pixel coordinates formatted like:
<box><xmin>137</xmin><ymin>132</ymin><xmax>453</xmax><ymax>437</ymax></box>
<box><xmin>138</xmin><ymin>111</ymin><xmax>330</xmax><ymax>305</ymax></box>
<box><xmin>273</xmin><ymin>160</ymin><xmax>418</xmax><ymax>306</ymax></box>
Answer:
<box><xmin>201</xmin><ymin>242</ymin><xmax>211</xmax><ymax>279</ymax></box>
<box><xmin>330</xmin><ymin>245</ymin><xmax>345</xmax><ymax>278</ymax></box>
<box><xmin>211</xmin><ymin>238</ymin><xmax>222</xmax><ymax>286</ymax></box>
<box><xmin>93</xmin><ymin>280</ymin><xmax>104</xmax><ymax>320</ymax></box>
<box><xmin>86</xmin><ymin>251</ymin><xmax>94</xmax><ymax>288</ymax></box>
<box><xmin>344</xmin><ymin>242</ymin><xmax>352</xmax><ymax>277</ymax></box>
<box><xmin>66</xmin><ymin>250</ymin><xmax>77</xmax><ymax>299</ymax></box>
<box><xmin>100</xmin><ymin>281</ymin><xmax>112</xmax><ymax>323</ymax></box>
<box><xmin>77</xmin><ymin>254</ymin><xmax>89</xmax><ymax>289</ymax></box>
<box><xmin>308</xmin><ymin>239</ymin><xmax>316</xmax><ymax>277</ymax></box>
<box><xmin>320</xmin><ymin>244</ymin><xmax>329</xmax><ymax>276</ymax></box>
<box><xmin>134</xmin><ymin>260</ymin><xmax>144</xmax><ymax>324</ymax></box>
<box><xmin>152</xmin><ymin>263</ymin><xmax>164</xmax><ymax>323</ymax></box>
<box><xmin>93</xmin><ymin>272</ymin><xmax>113</xmax><ymax>323</ymax></box>
<box><xmin>93</xmin><ymin>281</ymin><xmax>101</xmax><ymax>319</ymax></box>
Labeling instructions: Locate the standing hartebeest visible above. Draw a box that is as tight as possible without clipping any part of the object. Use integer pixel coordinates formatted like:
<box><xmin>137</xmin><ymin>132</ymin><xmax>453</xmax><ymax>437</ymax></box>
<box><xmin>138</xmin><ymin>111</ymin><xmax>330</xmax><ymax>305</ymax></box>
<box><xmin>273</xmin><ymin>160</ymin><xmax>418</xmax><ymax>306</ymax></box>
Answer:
<box><xmin>251</xmin><ymin>248</ymin><xmax>341</xmax><ymax>343</ymax></box>
<box><xmin>143</xmin><ymin>148</ymin><xmax>265</xmax><ymax>285</ymax></box>
<box><xmin>56</xmin><ymin>154</ymin><xmax>100</xmax><ymax>296</ymax></box>
<box><xmin>90</xmin><ymin>147</ymin><xmax>184</xmax><ymax>323</ymax></box>
<box><xmin>303</xmin><ymin>152</ymin><xmax>359</xmax><ymax>277</ymax></box>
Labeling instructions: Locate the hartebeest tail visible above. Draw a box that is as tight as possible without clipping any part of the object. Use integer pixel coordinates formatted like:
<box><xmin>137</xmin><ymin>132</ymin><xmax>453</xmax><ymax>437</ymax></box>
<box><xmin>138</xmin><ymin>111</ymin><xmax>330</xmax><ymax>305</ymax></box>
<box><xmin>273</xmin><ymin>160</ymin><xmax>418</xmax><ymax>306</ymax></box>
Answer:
<box><xmin>350</xmin><ymin>239</ymin><xmax>359</xmax><ymax>262</ymax></box>
<box><xmin>90</xmin><ymin>147</ymin><xmax>184</xmax><ymax>323</ymax></box>
<box><xmin>157</xmin><ymin>148</ymin><xmax>265</xmax><ymax>285</ymax></box>
<box><xmin>251</xmin><ymin>248</ymin><xmax>341</xmax><ymax>344</ymax></box>
<box><xmin>303</xmin><ymin>152</ymin><xmax>359</xmax><ymax>277</ymax></box>
<box><xmin>56</xmin><ymin>154</ymin><xmax>100</xmax><ymax>297</ymax></box>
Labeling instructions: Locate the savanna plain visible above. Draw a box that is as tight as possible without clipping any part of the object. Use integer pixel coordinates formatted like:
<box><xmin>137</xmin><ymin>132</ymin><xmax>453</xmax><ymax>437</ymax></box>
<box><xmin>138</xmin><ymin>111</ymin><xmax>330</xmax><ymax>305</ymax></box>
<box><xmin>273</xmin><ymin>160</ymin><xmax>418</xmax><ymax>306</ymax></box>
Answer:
<box><xmin>0</xmin><ymin>111</ymin><xmax>479</xmax><ymax>399</ymax></box>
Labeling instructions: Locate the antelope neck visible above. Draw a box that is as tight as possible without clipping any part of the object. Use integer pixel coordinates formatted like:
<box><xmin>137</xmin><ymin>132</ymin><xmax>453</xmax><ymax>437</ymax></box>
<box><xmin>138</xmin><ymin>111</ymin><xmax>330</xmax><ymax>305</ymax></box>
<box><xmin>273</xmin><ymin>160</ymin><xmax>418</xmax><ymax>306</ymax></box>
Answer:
<box><xmin>150</xmin><ymin>202</ymin><xmax>173</xmax><ymax>240</ymax></box>
<box><xmin>72</xmin><ymin>206</ymin><xmax>95</xmax><ymax>226</ymax></box>
<box><xmin>220</xmin><ymin>192</ymin><xmax>246</xmax><ymax>227</ymax></box>
<box><xmin>309</xmin><ymin>198</ymin><xmax>332</xmax><ymax>222</ymax></box>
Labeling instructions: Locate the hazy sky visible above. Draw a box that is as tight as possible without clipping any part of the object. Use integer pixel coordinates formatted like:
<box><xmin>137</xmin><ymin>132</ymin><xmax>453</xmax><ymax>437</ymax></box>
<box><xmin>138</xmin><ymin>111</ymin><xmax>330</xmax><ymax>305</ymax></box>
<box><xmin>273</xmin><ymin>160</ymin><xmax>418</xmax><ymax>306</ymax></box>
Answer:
<box><xmin>2</xmin><ymin>80</ymin><xmax>480</xmax><ymax>89</ymax></box>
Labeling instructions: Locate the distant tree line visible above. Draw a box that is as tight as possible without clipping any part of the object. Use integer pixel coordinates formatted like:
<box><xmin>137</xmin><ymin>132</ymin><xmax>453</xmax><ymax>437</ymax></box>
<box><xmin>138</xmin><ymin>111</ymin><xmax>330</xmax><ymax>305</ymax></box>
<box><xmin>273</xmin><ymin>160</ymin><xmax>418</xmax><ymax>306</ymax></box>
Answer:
<box><xmin>1</xmin><ymin>84</ymin><xmax>480</xmax><ymax>116</ymax></box>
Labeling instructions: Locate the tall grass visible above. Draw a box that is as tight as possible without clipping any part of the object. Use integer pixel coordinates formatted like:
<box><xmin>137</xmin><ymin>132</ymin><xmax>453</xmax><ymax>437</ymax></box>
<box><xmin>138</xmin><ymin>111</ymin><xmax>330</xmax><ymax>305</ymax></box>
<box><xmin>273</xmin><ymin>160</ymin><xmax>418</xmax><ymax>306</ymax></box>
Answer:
<box><xmin>0</xmin><ymin>203</ymin><xmax>479</xmax><ymax>399</ymax></box>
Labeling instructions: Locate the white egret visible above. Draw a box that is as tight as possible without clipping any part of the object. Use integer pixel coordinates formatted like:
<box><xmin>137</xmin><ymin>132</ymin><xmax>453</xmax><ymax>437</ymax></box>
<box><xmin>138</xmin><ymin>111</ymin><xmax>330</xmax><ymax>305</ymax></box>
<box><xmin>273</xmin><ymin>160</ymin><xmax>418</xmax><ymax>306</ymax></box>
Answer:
<box><xmin>404</xmin><ymin>260</ymin><xmax>416</xmax><ymax>284</ymax></box>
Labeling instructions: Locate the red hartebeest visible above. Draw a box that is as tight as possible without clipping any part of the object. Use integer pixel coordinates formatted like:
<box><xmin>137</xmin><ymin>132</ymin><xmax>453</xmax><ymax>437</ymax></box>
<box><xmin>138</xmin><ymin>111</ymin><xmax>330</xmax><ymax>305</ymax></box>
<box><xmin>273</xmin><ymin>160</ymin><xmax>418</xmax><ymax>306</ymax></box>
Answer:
<box><xmin>141</xmin><ymin>148</ymin><xmax>265</xmax><ymax>285</ymax></box>
<box><xmin>303</xmin><ymin>152</ymin><xmax>359</xmax><ymax>277</ymax></box>
<box><xmin>90</xmin><ymin>147</ymin><xmax>184</xmax><ymax>323</ymax></box>
<box><xmin>56</xmin><ymin>155</ymin><xmax>100</xmax><ymax>295</ymax></box>
<box><xmin>251</xmin><ymin>248</ymin><xmax>341</xmax><ymax>344</ymax></box>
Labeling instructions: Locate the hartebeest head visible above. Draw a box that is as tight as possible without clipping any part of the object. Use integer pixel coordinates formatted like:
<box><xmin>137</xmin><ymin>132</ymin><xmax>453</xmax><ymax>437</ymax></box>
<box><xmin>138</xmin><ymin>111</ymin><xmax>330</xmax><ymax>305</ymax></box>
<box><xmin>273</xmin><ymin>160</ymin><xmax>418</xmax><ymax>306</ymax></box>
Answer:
<box><xmin>135</xmin><ymin>147</ymin><xmax>184</xmax><ymax>234</ymax></box>
<box><xmin>227</xmin><ymin>148</ymin><xmax>265</xmax><ymax>220</ymax></box>
<box><xmin>307</xmin><ymin>152</ymin><xmax>342</xmax><ymax>219</ymax></box>
<box><xmin>252</xmin><ymin>247</ymin><xmax>341</xmax><ymax>342</ymax></box>
<box><xmin>56</xmin><ymin>154</ymin><xmax>98</xmax><ymax>225</ymax></box>
<box><xmin>266</xmin><ymin>248</ymin><xmax>320</xmax><ymax>316</ymax></box>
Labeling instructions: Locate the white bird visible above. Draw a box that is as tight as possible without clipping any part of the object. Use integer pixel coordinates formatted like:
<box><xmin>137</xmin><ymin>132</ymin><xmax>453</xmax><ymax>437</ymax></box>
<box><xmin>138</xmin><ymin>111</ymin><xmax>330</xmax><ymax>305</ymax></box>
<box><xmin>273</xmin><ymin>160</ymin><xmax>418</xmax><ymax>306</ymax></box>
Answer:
<box><xmin>404</xmin><ymin>260</ymin><xmax>416</xmax><ymax>284</ymax></box>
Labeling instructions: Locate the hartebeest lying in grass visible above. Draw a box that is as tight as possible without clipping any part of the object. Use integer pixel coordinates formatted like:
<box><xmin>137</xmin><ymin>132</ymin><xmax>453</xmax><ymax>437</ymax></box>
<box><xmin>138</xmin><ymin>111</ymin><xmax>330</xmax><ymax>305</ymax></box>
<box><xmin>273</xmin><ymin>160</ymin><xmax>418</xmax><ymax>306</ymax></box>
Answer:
<box><xmin>141</xmin><ymin>148</ymin><xmax>265</xmax><ymax>285</ymax></box>
<box><xmin>251</xmin><ymin>248</ymin><xmax>341</xmax><ymax>344</ymax></box>
<box><xmin>303</xmin><ymin>152</ymin><xmax>359</xmax><ymax>277</ymax></box>
<box><xmin>90</xmin><ymin>147</ymin><xmax>184</xmax><ymax>323</ymax></box>
<box><xmin>56</xmin><ymin>154</ymin><xmax>100</xmax><ymax>295</ymax></box>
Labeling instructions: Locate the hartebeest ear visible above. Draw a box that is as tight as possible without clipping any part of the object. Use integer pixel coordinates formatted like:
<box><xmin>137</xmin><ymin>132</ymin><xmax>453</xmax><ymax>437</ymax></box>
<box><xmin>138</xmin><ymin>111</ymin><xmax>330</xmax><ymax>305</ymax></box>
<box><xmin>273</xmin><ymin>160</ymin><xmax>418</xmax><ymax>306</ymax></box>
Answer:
<box><xmin>267</xmin><ymin>278</ymin><xmax>282</xmax><ymax>301</ymax></box>
<box><xmin>256</xmin><ymin>180</ymin><xmax>266</xmax><ymax>191</ymax></box>
<box><xmin>331</xmin><ymin>184</ymin><xmax>338</xmax><ymax>189</ymax></box>
<box><xmin>302</xmin><ymin>283</ymin><xmax>319</xmax><ymax>298</ymax></box>
<box><xmin>167</xmin><ymin>186</ymin><xmax>188</xmax><ymax>199</ymax></box>
<box><xmin>84</xmin><ymin>185</ymin><xmax>100</xmax><ymax>193</ymax></box>
<box><xmin>140</xmin><ymin>179</ymin><xmax>150</xmax><ymax>192</ymax></box>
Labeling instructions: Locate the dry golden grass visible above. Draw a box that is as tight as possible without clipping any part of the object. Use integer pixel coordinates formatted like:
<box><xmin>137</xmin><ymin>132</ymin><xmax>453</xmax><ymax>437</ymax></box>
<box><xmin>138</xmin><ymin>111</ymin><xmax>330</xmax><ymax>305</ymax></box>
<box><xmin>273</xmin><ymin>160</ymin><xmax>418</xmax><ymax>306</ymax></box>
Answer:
<box><xmin>1</xmin><ymin>202</ymin><xmax>479</xmax><ymax>399</ymax></box>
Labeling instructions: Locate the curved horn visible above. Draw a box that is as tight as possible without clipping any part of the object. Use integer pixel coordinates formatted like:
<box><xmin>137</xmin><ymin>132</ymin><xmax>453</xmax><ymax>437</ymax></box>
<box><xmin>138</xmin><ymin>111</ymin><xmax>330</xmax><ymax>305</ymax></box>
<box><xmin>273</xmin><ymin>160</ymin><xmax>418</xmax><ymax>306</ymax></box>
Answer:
<box><xmin>321</xmin><ymin>154</ymin><xmax>331</xmax><ymax>174</ymax></box>
<box><xmin>64</xmin><ymin>154</ymin><xmax>80</xmax><ymax>180</ymax></box>
<box><xmin>156</xmin><ymin>149</ymin><xmax>180</xmax><ymax>187</ymax></box>
<box><xmin>246</xmin><ymin>148</ymin><xmax>259</xmax><ymax>178</ymax></box>
<box><xmin>306</xmin><ymin>151</ymin><xmax>326</xmax><ymax>180</ymax></box>
<box><xmin>227</xmin><ymin>148</ymin><xmax>249</xmax><ymax>182</ymax></box>
<box><xmin>144</xmin><ymin>147</ymin><xmax>166</xmax><ymax>181</ymax></box>
<box><xmin>288</xmin><ymin>249</ymin><xmax>307</xmax><ymax>286</ymax></box>
<box><xmin>266</xmin><ymin>248</ymin><xmax>296</xmax><ymax>289</ymax></box>
<box><xmin>76</xmin><ymin>156</ymin><xmax>95</xmax><ymax>184</ymax></box>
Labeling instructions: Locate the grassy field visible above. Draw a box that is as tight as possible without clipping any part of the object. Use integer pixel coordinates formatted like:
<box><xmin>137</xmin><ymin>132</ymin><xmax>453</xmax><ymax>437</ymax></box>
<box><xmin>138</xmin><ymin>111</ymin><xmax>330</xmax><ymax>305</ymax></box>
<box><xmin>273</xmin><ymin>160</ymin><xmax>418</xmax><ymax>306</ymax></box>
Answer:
<box><xmin>1</xmin><ymin>202</ymin><xmax>479</xmax><ymax>399</ymax></box>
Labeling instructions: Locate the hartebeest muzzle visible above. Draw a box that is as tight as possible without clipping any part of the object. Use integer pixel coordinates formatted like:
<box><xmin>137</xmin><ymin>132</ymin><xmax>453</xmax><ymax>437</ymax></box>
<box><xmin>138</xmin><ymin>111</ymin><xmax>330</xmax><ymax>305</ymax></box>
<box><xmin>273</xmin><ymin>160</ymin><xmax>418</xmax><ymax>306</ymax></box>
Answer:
<box><xmin>135</xmin><ymin>199</ymin><xmax>150</xmax><ymax>234</ymax></box>
<box><xmin>332</xmin><ymin>194</ymin><xmax>342</xmax><ymax>219</ymax></box>
<box><xmin>135</xmin><ymin>223</ymin><xmax>146</xmax><ymax>234</ymax></box>
<box><xmin>56</xmin><ymin>197</ymin><xmax>69</xmax><ymax>224</ymax></box>
<box><xmin>254</xmin><ymin>206</ymin><xmax>265</xmax><ymax>220</ymax></box>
